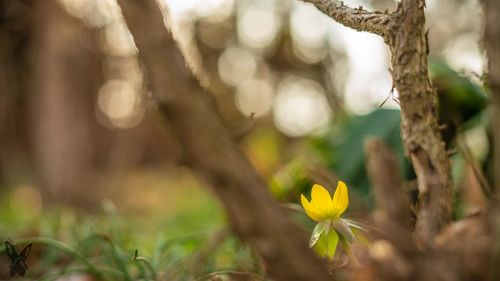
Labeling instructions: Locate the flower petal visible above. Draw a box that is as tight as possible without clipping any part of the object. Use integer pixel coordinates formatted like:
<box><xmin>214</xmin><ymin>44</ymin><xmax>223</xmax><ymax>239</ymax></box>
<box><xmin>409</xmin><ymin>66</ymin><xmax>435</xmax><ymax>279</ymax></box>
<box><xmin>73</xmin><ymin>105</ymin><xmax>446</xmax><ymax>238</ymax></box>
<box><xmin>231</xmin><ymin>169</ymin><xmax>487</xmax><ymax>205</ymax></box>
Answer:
<box><xmin>301</xmin><ymin>194</ymin><xmax>322</xmax><ymax>222</ymax></box>
<box><xmin>332</xmin><ymin>181</ymin><xmax>349</xmax><ymax>217</ymax></box>
<box><xmin>311</xmin><ymin>184</ymin><xmax>334</xmax><ymax>219</ymax></box>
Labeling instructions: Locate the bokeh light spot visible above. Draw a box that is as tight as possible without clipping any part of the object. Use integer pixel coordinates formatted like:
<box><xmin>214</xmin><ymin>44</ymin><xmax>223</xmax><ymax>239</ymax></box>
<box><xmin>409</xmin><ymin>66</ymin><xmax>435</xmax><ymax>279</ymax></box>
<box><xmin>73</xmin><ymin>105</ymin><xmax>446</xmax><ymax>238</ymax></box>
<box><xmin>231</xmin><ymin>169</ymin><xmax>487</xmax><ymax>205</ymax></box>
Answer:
<box><xmin>97</xmin><ymin>79</ymin><xmax>144</xmax><ymax>129</ymax></box>
<box><xmin>59</xmin><ymin>0</ymin><xmax>119</xmax><ymax>28</ymax></box>
<box><xmin>273</xmin><ymin>77</ymin><xmax>331</xmax><ymax>137</ymax></box>
<box><xmin>444</xmin><ymin>33</ymin><xmax>484</xmax><ymax>74</ymax></box>
<box><xmin>290</xmin><ymin>4</ymin><xmax>327</xmax><ymax>49</ymax></box>
<box><xmin>218</xmin><ymin>46</ymin><xmax>257</xmax><ymax>86</ymax></box>
<box><xmin>236</xmin><ymin>78</ymin><xmax>274</xmax><ymax>117</ymax></box>
<box><xmin>237</xmin><ymin>6</ymin><xmax>280</xmax><ymax>50</ymax></box>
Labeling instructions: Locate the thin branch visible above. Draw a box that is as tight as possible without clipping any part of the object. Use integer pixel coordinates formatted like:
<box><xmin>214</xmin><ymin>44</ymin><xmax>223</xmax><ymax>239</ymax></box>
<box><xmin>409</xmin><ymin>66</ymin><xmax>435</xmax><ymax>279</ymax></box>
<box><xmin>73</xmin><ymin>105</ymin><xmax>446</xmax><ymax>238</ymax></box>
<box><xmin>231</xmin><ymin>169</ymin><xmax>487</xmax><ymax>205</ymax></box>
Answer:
<box><xmin>301</xmin><ymin>0</ymin><xmax>392</xmax><ymax>38</ymax></box>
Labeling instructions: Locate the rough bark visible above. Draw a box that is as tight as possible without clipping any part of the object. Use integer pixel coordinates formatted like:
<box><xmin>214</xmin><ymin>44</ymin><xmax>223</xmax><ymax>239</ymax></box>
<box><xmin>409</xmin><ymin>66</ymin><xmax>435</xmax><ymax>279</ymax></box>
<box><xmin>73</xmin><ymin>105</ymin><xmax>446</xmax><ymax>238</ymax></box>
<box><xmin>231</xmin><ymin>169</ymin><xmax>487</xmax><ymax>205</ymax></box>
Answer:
<box><xmin>387</xmin><ymin>0</ymin><xmax>452</xmax><ymax>242</ymax></box>
<box><xmin>305</xmin><ymin>0</ymin><xmax>452</xmax><ymax>241</ymax></box>
<box><xmin>301</xmin><ymin>0</ymin><xmax>391</xmax><ymax>38</ymax></box>
<box><xmin>116</xmin><ymin>1</ymin><xmax>332</xmax><ymax>280</ymax></box>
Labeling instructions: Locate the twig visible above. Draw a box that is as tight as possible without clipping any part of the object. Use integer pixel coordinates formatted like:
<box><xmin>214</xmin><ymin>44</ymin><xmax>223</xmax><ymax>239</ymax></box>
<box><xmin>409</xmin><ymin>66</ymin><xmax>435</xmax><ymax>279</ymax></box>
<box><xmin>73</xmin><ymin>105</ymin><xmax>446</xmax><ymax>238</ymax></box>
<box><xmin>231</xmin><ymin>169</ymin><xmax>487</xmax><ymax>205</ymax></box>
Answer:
<box><xmin>379</xmin><ymin>85</ymin><xmax>398</xmax><ymax>107</ymax></box>
<box><xmin>301</xmin><ymin>0</ymin><xmax>392</xmax><ymax>38</ymax></box>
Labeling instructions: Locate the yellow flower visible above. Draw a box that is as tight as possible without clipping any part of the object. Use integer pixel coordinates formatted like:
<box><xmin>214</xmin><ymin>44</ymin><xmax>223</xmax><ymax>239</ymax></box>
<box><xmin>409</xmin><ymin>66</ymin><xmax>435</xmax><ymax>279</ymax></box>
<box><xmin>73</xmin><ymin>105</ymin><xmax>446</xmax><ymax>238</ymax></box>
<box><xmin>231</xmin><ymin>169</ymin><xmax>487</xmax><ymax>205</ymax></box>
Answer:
<box><xmin>300</xmin><ymin>181</ymin><xmax>349</xmax><ymax>222</ymax></box>
<box><xmin>301</xmin><ymin>181</ymin><xmax>360</xmax><ymax>259</ymax></box>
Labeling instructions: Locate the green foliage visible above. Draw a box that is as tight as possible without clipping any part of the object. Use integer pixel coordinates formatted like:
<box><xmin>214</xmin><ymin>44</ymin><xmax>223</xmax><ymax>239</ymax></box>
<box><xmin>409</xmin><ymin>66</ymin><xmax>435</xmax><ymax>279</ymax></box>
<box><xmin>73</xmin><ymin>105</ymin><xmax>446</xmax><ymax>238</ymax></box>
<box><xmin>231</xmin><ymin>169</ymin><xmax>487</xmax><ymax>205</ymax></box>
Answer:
<box><xmin>429</xmin><ymin>60</ymin><xmax>488</xmax><ymax>144</ymax></box>
<box><xmin>429</xmin><ymin>61</ymin><xmax>487</xmax><ymax>118</ymax></box>
<box><xmin>0</xmin><ymin>190</ymin><xmax>261</xmax><ymax>280</ymax></box>
<box><xmin>269</xmin><ymin>160</ymin><xmax>312</xmax><ymax>201</ymax></box>
<box><xmin>313</xmin><ymin>109</ymin><xmax>408</xmax><ymax>200</ymax></box>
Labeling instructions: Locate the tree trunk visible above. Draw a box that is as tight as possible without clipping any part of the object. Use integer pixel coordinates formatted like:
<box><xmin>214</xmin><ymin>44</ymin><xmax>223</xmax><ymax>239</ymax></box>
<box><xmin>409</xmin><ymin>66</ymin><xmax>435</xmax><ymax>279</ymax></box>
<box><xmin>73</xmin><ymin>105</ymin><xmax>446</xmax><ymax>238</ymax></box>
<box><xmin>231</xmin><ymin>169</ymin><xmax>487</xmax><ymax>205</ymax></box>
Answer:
<box><xmin>29</xmin><ymin>0</ymin><xmax>103</xmax><ymax>206</ymax></box>
<box><xmin>0</xmin><ymin>0</ymin><xmax>33</xmax><ymax>185</ymax></box>
<box><xmin>387</xmin><ymin>0</ymin><xmax>452</xmax><ymax>242</ymax></box>
<box><xmin>116</xmin><ymin>1</ymin><xmax>333</xmax><ymax>280</ymax></box>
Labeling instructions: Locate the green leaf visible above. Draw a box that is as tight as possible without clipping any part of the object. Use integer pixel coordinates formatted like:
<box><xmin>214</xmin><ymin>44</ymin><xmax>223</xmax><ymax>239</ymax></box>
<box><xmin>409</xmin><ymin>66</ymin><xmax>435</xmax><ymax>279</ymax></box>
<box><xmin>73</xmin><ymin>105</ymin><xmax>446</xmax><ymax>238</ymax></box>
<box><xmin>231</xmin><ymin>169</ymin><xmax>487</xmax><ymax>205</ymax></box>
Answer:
<box><xmin>313</xmin><ymin>229</ymin><xmax>339</xmax><ymax>259</ymax></box>
<box><xmin>326</xmin><ymin>230</ymin><xmax>339</xmax><ymax>259</ymax></box>
<box><xmin>309</xmin><ymin>222</ymin><xmax>328</xmax><ymax>247</ymax></box>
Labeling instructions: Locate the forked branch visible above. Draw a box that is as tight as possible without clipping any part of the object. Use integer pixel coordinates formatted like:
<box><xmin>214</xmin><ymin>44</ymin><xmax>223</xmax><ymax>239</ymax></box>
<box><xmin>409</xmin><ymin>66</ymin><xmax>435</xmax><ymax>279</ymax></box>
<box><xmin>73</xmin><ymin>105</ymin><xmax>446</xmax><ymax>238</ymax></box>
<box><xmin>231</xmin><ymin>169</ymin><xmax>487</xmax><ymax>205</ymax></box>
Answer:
<box><xmin>305</xmin><ymin>0</ymin><xmax>452</xmax><ymax>241</ymax></box>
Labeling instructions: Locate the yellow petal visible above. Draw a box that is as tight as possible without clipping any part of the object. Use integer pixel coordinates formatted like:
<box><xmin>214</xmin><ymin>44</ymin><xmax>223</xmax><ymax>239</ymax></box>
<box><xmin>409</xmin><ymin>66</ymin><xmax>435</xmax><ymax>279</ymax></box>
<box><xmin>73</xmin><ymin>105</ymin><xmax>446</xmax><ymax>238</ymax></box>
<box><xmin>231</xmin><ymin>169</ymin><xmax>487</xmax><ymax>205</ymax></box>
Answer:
<box><xmin>311</xmin><ymin>184</ymin><xmax>335</xmax><ymax>219</ymax></box>
<box><xmin>332</xmin><ymin>181</ymin><xmax>349</xmax><ymax>217</ymax></box>
<box><xmin>301</xmin><ymin>194</ymin><xmax>323</xmax><ymax>222</ymax></box>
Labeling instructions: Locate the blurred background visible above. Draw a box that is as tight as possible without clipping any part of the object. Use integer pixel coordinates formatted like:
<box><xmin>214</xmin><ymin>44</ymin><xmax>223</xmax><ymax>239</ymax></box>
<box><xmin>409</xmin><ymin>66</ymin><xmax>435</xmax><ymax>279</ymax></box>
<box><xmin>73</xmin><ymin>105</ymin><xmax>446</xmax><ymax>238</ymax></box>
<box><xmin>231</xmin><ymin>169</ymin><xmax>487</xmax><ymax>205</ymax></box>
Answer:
<box><xmin>0</xmin><ymin>0</ymin><xmax>492</xmax><ymax>279</ymax></box>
